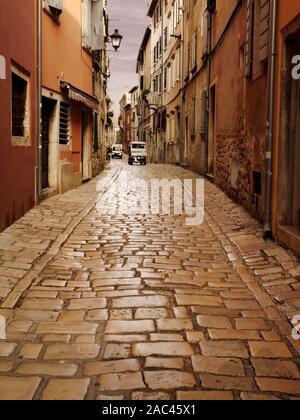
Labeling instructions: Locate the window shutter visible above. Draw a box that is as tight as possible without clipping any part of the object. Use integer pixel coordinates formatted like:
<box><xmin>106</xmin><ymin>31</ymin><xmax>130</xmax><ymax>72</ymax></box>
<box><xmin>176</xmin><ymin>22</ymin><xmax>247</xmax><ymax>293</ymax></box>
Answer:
<box><xmin>0</xmin><ymin>55</ymin><xmax>6</xmax><ymax>80</ymax></box>
<box><xmin>82</xmin><ymin>0</ymin><xmax>92</xmax><ymax>49</ymax></box>
<box><xmin>44</xmin><ymin>0</ymin><xmax>63</xmax><ymax>20</ymax></box>
<box><xmin>184</xmin><ymin>42</ymin><xmax>189</xmax><ymax>79</ymax></box>
<box><xmin>245</xmin><ymin>0</ymin><xmax>254</xmax><ymax>78</ymax></box>
<box><xmin>45</xmin><ymin>0</ymin><xmax>63</xmax><ymax>11</ymax></box>
<box><xmin>92</xmin><ymin>0</ymin><xmax>104</xmax><ymax>51</ymax></box>
<box><xmin>259</xmin><ymin>0</ymin><xmax>270</xmax><ymax>62</ymax></box>
<box><xmin>191</xmin><ymin>31</ymin><xmax>197</xmax><ymax>69</ymax></box>
<box><xmin>201</xmin><ymin>10</ymin><xmax>208</xmax><ymax>56</ymax></box>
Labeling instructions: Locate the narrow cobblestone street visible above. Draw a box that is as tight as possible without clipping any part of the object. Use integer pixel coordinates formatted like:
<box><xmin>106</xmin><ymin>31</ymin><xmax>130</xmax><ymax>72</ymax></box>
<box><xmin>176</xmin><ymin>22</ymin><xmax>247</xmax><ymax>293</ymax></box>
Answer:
<box><xmin>0</xmin><ymin>158</ymin><xmax>300</xmax><ymax>400</ymax></box>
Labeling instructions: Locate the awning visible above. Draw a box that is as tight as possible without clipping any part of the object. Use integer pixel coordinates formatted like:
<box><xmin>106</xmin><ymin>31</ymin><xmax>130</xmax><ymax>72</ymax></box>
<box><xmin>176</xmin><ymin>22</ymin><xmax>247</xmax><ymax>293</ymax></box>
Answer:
<box><xmin>60</xmin><ymin>82</ymin><xmax>99</xmax><ymax>110</ymax></box>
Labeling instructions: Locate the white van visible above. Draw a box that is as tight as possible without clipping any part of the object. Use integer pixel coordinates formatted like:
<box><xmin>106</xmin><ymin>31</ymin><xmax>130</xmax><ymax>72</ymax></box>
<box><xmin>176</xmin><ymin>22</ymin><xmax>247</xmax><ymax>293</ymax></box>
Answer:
<box><xmin>128</xmin><ymin>142</ymin><xmax>147</xmax><ymax>165</ymax></box>
<box><xmin>112</xmin><ymin>144</ymin><xmax>123</xmax><ymax>159</ymax></box>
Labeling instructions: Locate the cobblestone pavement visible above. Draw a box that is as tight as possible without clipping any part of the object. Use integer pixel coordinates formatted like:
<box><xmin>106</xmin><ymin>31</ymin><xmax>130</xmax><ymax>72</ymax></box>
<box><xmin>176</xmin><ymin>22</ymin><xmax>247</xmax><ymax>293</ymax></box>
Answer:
<box><xmin>0</xmin><ymin>159</ymin><xmax>300</xmax><ymax>400</ymax></box>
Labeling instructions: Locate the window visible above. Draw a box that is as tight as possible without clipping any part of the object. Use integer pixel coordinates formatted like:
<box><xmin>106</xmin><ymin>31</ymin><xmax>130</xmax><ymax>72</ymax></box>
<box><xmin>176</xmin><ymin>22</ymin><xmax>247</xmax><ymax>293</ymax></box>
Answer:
<box><xmin>184</xmin><ymin>42</ymin><xmax>189</xmax><ymax>80</ymax></box>
<box><xmin>44</xmin><ymin>0</ymin><xmax>63</xmax><ymax>22</ymax></box>
<box><xmin>0</xmin><ymin>55</ymin><xmax>6</xmax><ymax>80</ymax></box>
<box><xmin>11</xmin><ymin>66</ymin><xmax>30</xmax><ymax>145</ymax></box>
<box><xmin>59</xmin><ymin>102</ymin><xmax>70</xmax><ymax>145</ymax></box>
<box><xmin>167</xmin><ymin>66</ymin><xmax>171</xmax><ymax>92</ymax></box>
<box><xmin>201</xmin><ymin>10</ymin><xmax>208</xmax><ymax>56</ymax></box>
<box><xmin>164</xmin><ymin>27</ymin><xmax>168</xmax><ymax>49</ymax></box>
<box><xmin>176</xmin><ymin>49</ymin><xmax>180</xmax><ymax>81</ymax></box>
<box><xmin>191</xmin><ymin>31</ymin><xmax>197</xmax><ymax>70</ymax></box>
<box><xmin>164</xmin><ymin>67</ymin><xmax>167</xmax><ymax>91</ymax></box>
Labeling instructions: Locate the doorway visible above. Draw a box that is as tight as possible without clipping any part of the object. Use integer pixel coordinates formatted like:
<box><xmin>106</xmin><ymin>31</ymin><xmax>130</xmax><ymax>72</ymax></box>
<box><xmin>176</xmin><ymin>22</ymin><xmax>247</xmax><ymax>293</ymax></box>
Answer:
<box><xmin>276</xmin><ymin>27</ymin><xmax>300</xmax><ymax>255</ymax></box>
<box><xmin>292</xmin><ymin>76</ymin><xmax>300</xmax><ymax>225</ymax></box>
<box><xmin>41</xmin><ymin>97</ymin><xmax>56</xmax><ymax>189</ymax></box>
<box><xmin>81</xmin><ymin>110</ymin><xmax>90</xmax><ymax>182</ymax></box>
<box><xmin>208</xmin><ymin>85</ymin><xmax>216</xmax><ymax>177</ymax></box>
<box><xmin>184</xmin><ymin>116</ymin><xmax>188</xmax><ymax>164</ymax></box>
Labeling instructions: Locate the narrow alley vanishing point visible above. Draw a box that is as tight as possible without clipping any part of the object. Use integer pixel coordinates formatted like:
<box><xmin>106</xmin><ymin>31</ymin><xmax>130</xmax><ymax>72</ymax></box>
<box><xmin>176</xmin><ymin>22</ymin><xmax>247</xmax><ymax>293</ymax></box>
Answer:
<box><xmin>0</xmin><ymin>159</ymin><xmax>300</xmax><ymax>400</ymax></box>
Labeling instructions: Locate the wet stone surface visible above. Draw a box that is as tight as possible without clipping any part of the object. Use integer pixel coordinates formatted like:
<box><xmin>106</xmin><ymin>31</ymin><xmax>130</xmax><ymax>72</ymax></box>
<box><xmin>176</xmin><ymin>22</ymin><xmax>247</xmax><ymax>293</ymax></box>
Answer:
<box><xmin>0</xmin><ymin>159</ymin><xmax>299</xmax><ymax>400</ymax></box>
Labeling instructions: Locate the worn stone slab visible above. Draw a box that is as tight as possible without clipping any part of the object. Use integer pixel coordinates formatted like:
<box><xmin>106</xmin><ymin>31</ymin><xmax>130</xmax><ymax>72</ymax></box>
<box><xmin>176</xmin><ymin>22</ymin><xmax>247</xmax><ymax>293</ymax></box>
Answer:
<box><xmin>112</xmin><ymin>295</ymin><xmax>169</xmax><ymax>309</ymax></box>
<box><xmin>0</xmin><ymin>376</ymin><xmax>41</xmax><ymax>400</ymax></box>
<box><xmin>132</xmin><ymin>342</ymin><xmax>194</xmax><ymax>357</ymax></box>
<box><xmin>36</xmin><ymin>322</ymin><xmax>99</xmax><ymax>335</ymax></box>
<box><xmin>16</xmin><ymin>362</ymin><xmax>78</xmax><ymax>377</ymax></box>
<box><xmin>44</xmin><ymin>344</ymin><xmax>100</xmax><ymax>360</ymax></box>
<box><xmin>98</xmin><ymin>372</ymin><xmax>146</xmax><ymax>391</ymax></box>
<box><xmin>84</xmin><ymin>359</ymin><xmax>140</xmax><ymax>376</ymax></box>
<box><xmin>105</xmin><ymin>320</ymin><xmax>155</xmax><ymax>334</ymax></box>
<box><xmin>42</xmin><ymin>378</ymin><xmax>90</xmax><ymax>400</ymax></box>
<box><xmin>144</xmin><ymin>370</ymin><xmax>196</xmax><ymax>390</ymax></box>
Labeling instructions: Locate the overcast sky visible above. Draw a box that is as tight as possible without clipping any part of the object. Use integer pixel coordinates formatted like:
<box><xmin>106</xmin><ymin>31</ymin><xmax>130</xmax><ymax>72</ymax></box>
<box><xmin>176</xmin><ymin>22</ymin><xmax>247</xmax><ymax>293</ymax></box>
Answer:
<box><xmin>107</xmin><ymin>0</ymin><xmax>149</xmax><ymax>124</ymax></box>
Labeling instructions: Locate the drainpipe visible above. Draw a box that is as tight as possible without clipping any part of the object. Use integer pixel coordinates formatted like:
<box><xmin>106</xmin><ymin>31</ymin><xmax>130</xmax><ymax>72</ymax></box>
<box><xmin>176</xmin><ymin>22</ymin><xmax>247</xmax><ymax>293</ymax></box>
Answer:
<box><xmin>180</xmin><ymin>5</ymin><xmax>186</xmax><ymax>166</ymax></box>
<box><xmin>205</xmin><ymin>7</ymin><xmax>212</xmax><ymax>175</ymax></box>
<box><xmin>37</xmin><ymin>0</ymin><xmax>43</xmax><ymax>201</ymax></box>
<box><xmin>264</xmin><ymin>0</ymin><xmax>278</xmax><ymax>239</ymax></box>
<box><xmin>160</xmin><ymin>0</ymin><xmax>164</xmax><ymax>164</ymax></box>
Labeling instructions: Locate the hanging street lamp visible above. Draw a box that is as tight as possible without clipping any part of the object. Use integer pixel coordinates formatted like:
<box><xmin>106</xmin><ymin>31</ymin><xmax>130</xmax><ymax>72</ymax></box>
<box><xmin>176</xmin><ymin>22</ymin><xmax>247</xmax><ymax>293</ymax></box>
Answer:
<box><xmin>110</xmin><ymin>29</ymin><xmax>123</xmax><ymax>52</ymax></box>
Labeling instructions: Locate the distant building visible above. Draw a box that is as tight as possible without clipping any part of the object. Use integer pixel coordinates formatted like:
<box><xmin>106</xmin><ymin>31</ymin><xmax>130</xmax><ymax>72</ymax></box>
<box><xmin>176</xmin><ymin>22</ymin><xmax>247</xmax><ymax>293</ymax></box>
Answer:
<box><xmin>129</xmin><ymin>86</ymin><xmax>140</xmax><ymax>143</ymax></box>
<box><xmin>137</xmin><ymin>27</ymin><xmax>153</xmax><ymax>159</ymax></box>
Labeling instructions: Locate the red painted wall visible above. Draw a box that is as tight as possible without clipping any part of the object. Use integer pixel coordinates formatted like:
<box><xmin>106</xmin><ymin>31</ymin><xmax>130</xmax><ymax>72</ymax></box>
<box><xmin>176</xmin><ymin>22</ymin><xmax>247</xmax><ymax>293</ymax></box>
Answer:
<box><xmin>0</xmin><ymin>0</ymin><xmax>37</xmax><ymax>231</ymax></box>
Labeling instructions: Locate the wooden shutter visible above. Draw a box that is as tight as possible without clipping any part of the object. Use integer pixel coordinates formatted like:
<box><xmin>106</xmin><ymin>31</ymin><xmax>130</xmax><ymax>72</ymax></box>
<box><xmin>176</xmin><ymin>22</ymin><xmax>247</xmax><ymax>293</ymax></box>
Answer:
<box><xmin>82</xmin><ymin>0</ymin><xmax>92</xmax><ymax>49</ymax></box>
<box><xmin>0</xmin><ymin>55</ymin><xmax>6</xmax><ymax>80</ymax></box>
<box><xmin>245</xmin><ymin>0</ymin><xmax>254</xmax><ymax>78</ymax></box>
<box><xmin>45</xmin><ymin>0</ymin><xmax>63</xmax><ymax>11</ymax></box>
<box><xmin>92</xmin><ymin>0</ymin><xmax>104</xmax><ymax>51</ymax></box>
<box><xmin>259</xmin><ymin>0</ymin><xmax>270</xmax><ymax>62</ymax></box>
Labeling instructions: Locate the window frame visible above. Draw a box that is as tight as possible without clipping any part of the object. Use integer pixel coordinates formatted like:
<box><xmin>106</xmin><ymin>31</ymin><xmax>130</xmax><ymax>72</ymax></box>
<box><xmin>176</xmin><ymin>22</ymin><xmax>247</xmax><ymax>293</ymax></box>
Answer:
<box><xmin>11</xmin><ymin>64</ymin><xmax>31</xmax><ymax>147</ymax></box>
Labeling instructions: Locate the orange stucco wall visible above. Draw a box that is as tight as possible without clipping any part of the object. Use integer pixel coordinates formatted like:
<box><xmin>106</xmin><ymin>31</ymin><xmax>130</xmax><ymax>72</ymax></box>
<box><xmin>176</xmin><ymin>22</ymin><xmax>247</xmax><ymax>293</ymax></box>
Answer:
<box><xmin>42</xmin><ymin>0</ymin><xmax>94</xmax><ymax>182</ymax></box>
<box><xmin>272</xmin><ymin>0</ymin><xmax>300</xmax><ymax>230</ymax></box>
<box><xmin>42</xmin><ymin>0</ymin><xmax>93</xmax><ymax>96</ymax></box>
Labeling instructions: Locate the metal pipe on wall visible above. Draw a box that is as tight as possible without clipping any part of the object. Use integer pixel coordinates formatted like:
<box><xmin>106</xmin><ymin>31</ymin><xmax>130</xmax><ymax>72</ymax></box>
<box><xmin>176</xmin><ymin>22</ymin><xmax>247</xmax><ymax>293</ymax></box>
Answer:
<box><xmin>264</xmin><ymin>0</ymin><xmax>278</xmax><ymax>239</ymax></box>
<box><xmin>37</xmin><ymin>0</ymin><xmax>43</xmax><ymax>201</ymax></box>
<box><xmin>205</xmin><ymin>8</ymin><xmax>212</xmax><ymax>176</ymax></box>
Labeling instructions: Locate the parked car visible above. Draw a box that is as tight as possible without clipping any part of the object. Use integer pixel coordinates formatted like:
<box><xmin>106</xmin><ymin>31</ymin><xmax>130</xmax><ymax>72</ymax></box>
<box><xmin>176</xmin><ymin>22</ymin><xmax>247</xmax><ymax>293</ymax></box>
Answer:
<box><xmin>128</xmin><ymin>142</ymin><xmax>147</xmax><ymax>165</ymax></box>
<box><xmin>112</xmin><ymin>144</ymin><xmax>123</xmax><ymax>159</ymax></box>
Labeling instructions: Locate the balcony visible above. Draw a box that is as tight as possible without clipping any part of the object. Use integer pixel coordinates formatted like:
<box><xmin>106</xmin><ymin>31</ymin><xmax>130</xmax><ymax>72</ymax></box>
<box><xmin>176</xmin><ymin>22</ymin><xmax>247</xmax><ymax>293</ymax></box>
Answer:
<box><xmin>147</xmin><ymin>92</ymin><xmax>161</xmax><ymax>108</ymax></box>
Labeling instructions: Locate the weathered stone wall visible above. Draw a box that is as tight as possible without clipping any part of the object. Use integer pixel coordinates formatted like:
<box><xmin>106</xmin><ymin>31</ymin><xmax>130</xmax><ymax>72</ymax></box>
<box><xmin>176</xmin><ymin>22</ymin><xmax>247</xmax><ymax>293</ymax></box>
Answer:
<box><xmin>211</xmin><ymin>2</ymin><xmax>267</xmax><ymax>222</ymax></box>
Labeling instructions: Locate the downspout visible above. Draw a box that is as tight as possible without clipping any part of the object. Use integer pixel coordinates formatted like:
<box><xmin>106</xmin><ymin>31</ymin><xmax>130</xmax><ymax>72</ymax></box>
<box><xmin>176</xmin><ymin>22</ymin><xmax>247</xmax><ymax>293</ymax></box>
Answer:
<box><xmin>37</xmin><ymin>0</ymin><xmax>42</xmax><ymax>201</ymax></box>
<box><xmin>180</xmin><ymin>7</ymin><xmax>185</xmax><ymax>166</ymax></box>
<box><xmin>205</xmin><ymin>7</ymin><xmax>212</xmax><ymax>175</ymax></box>
<box><xmin>160</xmin><ymin>0</ymin><xmax>164</xmax><ymax>164</ymax></box>
<box><xmin>264</xmin><ymin>0</ymin><xmax>278</xmax><ymax>239</ymax></box>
